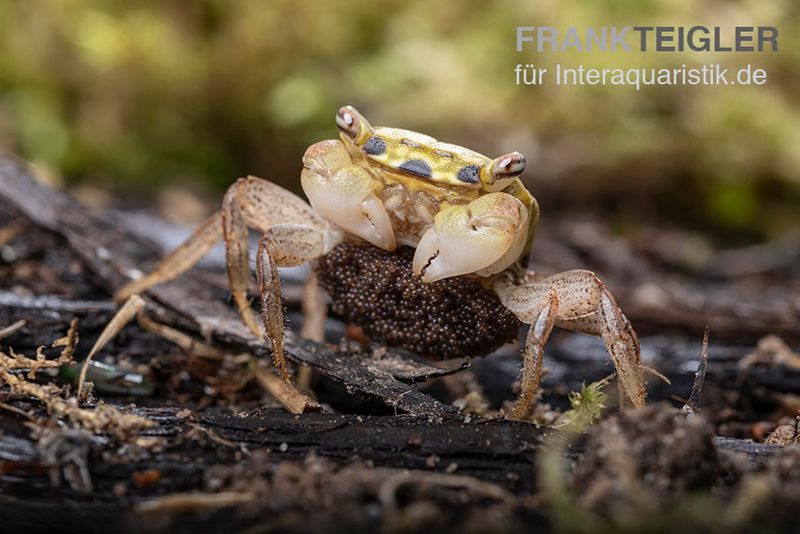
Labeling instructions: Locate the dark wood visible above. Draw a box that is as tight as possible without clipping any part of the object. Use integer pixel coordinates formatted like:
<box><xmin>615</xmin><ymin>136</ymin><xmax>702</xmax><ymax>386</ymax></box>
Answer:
<box><xmin>0</xmin><ymin>406</ymin><xmax>778</xmax><ymax>495</ymax></box>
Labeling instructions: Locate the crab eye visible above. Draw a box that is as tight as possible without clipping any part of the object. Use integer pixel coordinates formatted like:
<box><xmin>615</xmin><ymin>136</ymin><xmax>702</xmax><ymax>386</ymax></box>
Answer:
<box><xmin>491</xmin><ymin>152</ymin><xmax>526</xmax><ymax>179</ymax></box>
<box><xmin>336</xmin><ymin>106</ymin><xmax>360</xmax><ymax>139</ymax></box>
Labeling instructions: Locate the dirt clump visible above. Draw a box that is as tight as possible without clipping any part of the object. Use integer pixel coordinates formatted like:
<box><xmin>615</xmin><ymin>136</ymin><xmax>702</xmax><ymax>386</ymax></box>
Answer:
<box><xmin>570</xmin><ymin>403</ymin><xmax>721</xmax><ymax>519</ymax></box>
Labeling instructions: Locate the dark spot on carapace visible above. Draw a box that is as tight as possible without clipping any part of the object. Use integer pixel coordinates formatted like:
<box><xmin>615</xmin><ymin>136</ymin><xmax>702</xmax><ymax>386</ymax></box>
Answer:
<box><xmin>399</xmin><ymin>159</ymin><xmax>433</xmax><ymax>179</ymax></box>
<box><xmin>363</xmin><ymin>136</ymin><xmax>386</xmax><ymax>155</ymax></box>
<box><xmin>457</xmin><ymin>165</ymin><xmax>481</xmax><ymax>184</ymax></box>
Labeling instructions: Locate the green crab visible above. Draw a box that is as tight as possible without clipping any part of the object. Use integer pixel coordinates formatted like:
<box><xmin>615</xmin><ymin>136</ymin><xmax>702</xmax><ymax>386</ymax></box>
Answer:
<box><xmin>117</xmin><ymin>105</ymin><xmax>646</xmax><ymax>419</ymax></box>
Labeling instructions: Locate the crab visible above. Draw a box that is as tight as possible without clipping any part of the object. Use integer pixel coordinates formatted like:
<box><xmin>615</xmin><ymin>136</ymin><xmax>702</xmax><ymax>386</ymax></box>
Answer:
<box><xmin>116</xmin><ymin>105</ymin><xmax>646</xmax><ymax>419</ymax></box>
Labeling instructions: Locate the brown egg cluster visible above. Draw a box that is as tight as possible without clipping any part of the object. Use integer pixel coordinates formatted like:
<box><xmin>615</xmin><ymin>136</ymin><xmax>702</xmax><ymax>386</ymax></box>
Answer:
<box><xmin>315</xmin><ymin>243</ymin><xmax>522</xmax><ymax>359</ymax></box>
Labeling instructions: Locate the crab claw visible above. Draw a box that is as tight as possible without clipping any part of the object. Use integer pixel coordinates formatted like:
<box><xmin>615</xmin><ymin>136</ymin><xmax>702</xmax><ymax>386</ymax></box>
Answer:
<box><xmin>302</xmin><ymin>140</ymin><xmax>396</xmax><ymax>251</ymax></box>
<box><xmin>412</xmin><ymin>193</ymin><xmax>526</xmax><ymax>282</ymax></box>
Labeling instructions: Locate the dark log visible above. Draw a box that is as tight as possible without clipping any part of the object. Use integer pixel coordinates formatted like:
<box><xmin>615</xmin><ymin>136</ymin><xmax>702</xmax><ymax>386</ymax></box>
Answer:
<box><xmin>0</xmin><ymin>406</ymin><xmax>779</xmax><ymax>494</ymax></box>
<box><xmin>0</xmin><ymin>405</ymin><xmax>779</xmax><ymax>533</ymax></box>
<box><xmin>0</xmin><ymin>291</ymin><xmax>116</xmax><ymax>348</ymax></box>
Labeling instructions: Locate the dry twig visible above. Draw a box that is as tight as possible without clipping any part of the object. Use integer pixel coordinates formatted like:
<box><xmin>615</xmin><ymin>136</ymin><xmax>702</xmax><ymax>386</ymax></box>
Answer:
<box><xmin>135</xmin><ymin>491</ymin><xmax>257</xmax><ymax>514</ymax></box>
<box><xmin>0</xmin><ymin>319</ymin><xmax>26</xmax><ymax>341</ymax></box>
<box><xmin>78</xmin><ymin>295</ymin><xmax>145</xmax><ymax>400</ymax></box>
<box><xmin>137</xmin><ymin>312</ymin><xmax>229</xmax><ymax>360</ymax></box>
<box><xmin>0</xmin><ymin>218</ymin><xmax>26</xmax><ymax>246</ymax></box>
<box><xmin>0</xmin><ymin>363</ymin><xmax>152</xmax><ymax>439</ymax></box>
<box><xmin>0</xmin><ymin>318</ymin><xmax>152</xmax><ymax>440</ymax></box>
<box><xmin>683</xmin><ymin>326</ymin><xmax>710</xmax><ymax>416</ymax></box>
<box><xmin>253</xmin><ymin>363</ymin><xmax>322</xmax><ymax>414</ymax></box>
<box><xmin>0</xmin><ymin>319</ymin><xmax>78</xmax><ymax>378</ymax></box>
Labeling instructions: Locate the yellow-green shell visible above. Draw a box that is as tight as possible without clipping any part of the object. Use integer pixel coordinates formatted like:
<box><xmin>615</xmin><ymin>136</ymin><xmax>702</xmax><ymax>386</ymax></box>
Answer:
<box><xmin>360</xmin><ymin>127</ymin><xmax>492</xmax><ymax>189</ymax></box>
<box><xmin>346</xmin><ymin>122</ymin><xmax>539</xmax><ymax>259</ymax></box>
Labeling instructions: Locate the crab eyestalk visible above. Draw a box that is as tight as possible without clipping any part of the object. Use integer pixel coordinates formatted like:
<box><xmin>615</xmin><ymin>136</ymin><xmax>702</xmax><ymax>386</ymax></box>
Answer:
<box><xmin>484</xmin><ymin>151</ymin><xmax>527</xmax><ymax>191</ymax></box>
<box><xmin>336</xmin><ymin>105</ymin><xmax>374</xmax><ymax>145</ymax></box>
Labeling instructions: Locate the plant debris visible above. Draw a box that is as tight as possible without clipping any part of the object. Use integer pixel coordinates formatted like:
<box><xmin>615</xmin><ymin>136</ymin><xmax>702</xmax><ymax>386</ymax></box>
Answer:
<box><xmin>0</xmin><ymin>355</ymin><xmax>153</xmax><ymax>440</ymax></box>
<box><xmin>0</xmin><ymin>319</ymin><xmax>153</xmax><ymax>441</ymax></box>
<box><xmin>77</xmin><ymin>295</ymin><xmax>146</xmax><ymax>400</ymax></box>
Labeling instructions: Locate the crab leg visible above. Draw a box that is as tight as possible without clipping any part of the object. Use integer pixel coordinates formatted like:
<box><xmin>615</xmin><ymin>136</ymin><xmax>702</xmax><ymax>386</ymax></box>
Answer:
<box><xmin>495</xmin><ymin>269</ymin><xmax>646</xmax><ymax>420</ymax></box>
<box><xmin>115</xmin><ymin>176</ymin><xmax>341</xmax><ymax>380</ymax></box>
<box><xmin>222</xmin><ymin>176</ymin><xmax>336</xmax><ymax>334</ymax></box>
<box><xmin>256</xmin><ymin>223</ymin><xmax>341</xmax><ymax>381</ymax></box>
<box><xmin>115</xmin><ymin>212</ymin><xmax>223</xmax><ymax>302</ymax></box>
<box><xmin>222</xmin><ymin>183</ymin><xmax>261</xmax><ymax>336</ymax></box>
<box><xmin>511</xmin><ymin>290</ymin><xmax>558</xmax><ymax>420</ymax></box>
<box><xmin>300</xmin><ymin>270</ymin><xmax>327</xmax><ymax>344</ymax></box>
<box><xmin>296</xmin><ymin>270</ymin><xmax>326</xmax><ymax>387</ymax></box>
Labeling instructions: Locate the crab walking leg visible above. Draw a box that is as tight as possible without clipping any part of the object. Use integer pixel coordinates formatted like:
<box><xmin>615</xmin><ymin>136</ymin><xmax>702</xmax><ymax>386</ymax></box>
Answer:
<box><xmin>296</xmin><ymin>270</ymin><xmax>326</xmax><ymax>387</ymax></box>
<box><xmin>256</xmin><ymin>223</ymin><xmax>343</xmax><ymax>382</ymax></box>
<box><xmin>117</xmin><ymin>175</ymin><xmax>332</xmax><ymax>338</ymax></box>
<box><xmin>115</xmin><ymin>212</ymin><xmax>223</xmax><ymax>302</ymax></box>
<box><xmin>300</xmin><ymin>270</ymin><xmax>326</xmax><ymax>343</ymax></box>
<box><xmin>494</xmin><ymin>270</ymin><xmax>646</xmax><ymax>415</ymax></box>
<box><xmin>229</xmin><ymin>174</ymin><xmax>337</xmax><ymax>384</ymax></box>
<box><xmin>562</xmin><ymin>290</ymin><xmax>644</xmax><ymax>409</ymax></box>
<box><xmin>222</xmin><ymin>185</ymin><xmax>262</xmax><ymax>336</ymax></box>
<box><xmin>223</xmin><ymin>176</ymin><xmax>336</xmax><ymax>338</ymax></box>
<box><xmin>509</xmin><ymin>290</ymin><xmax>558</xmax><ymax>420</ymax></box>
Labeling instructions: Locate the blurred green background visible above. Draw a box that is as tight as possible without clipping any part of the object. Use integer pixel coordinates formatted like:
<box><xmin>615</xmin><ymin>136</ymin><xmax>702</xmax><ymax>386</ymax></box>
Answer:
<box><xmin>0</xmin><ymin>0</ymin><xmax>798</xmax><ymax>242</ymax></box>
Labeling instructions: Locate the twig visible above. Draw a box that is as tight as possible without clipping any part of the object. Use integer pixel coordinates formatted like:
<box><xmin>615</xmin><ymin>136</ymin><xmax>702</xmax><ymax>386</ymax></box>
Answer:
<box><xmin>0</xmin><ymin>400</ymin><xmax>38</xmax><ymax>421</ymax></box>
<box><xmin>78</xmin><ymin>295</ymin><xmax>145</xmax><ymax>400</ymax></box>
<box><xmin>0</xmin><ymin>218</ymin><xmax>26</xmax><ymax>246</ymax></box>
<box><xmin>135</xmin><ymin>491</ymin><xmax>257</xmax><ymax>513</ymax></box>
<box><xmin>253</xmin><ymin>363</ymin><xmax>322</xmax><ymax>414</ymax></box>
<box><xmin>0</xmin><ymin>319</ymin><xmax>26</xmax><ymax>341</ymax></box>
<box><xmin>0</xmin><ymin>320</ymin><xmax>78</xmax><ymax>377</ymax></box>
<box><xmin>0</xmin><ymin>319</ymin><xmax>152</xmax><ymax>439</ymax></box>
<box><xmin>137</xmin><ymin>312</ymin><xmax>229</xmax><ymax>360</ymax></box>
<box><xmin>187</xmin><ymin>422</ymin><xmax>248</xmax><ymax>453</ymax></box>
<box><xmin>53</xmin><ymin>318</ymin><xmax>79</xmax><ymax>360</ymax></box>
<box><xmin>0</xmin><ymin>364</ymin><xmax>153</xmax><ymax>439</ymax></box>
<box><xmin>683</xmin><ymin>326</ymin><xmax>710</xmax><ymax>417</ymax></box>
<box><xmin>640</xmin><ymin>364</ymin><xmax>672</xmax><ymax>386</ymax></box>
